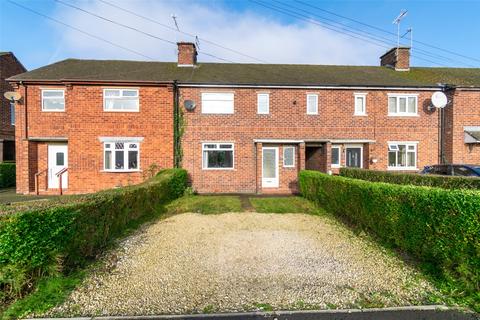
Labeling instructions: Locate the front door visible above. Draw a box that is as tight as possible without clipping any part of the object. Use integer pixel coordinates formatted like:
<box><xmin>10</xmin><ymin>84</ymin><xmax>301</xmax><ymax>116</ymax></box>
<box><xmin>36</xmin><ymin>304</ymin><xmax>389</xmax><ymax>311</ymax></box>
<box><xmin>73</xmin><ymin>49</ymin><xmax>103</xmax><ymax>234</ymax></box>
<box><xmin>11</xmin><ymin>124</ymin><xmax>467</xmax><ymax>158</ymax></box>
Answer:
<box><xmin>48</xmin><ymin>144</ymin><xmax>68</xmax><ymax>189</ymax></box>
<box><xmin>345</xmin><ymin>146</ymin><xmax>362</xmax><ymax>168</ymax></box>
<box><xmin>262</xmin><ymin>147</ymin><xmax>279</xmax><ymax>188</ymax></box>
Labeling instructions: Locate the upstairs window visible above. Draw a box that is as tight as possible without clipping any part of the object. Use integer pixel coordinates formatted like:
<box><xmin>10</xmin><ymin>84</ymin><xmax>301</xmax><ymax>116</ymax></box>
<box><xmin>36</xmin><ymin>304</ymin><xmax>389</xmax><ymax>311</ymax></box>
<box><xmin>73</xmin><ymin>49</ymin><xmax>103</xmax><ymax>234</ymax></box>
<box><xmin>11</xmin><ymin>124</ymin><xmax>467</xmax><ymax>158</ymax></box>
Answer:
<box><xmin>283</xmin><ymin>146</ymin><xmax>295</xmax><ymax>167</ymax></box>
<box><xmin>257</xmin><ymin>93</ymin><xmax>269</xmax><ymax>114</ymax></box>
<box><xmin>42</xmin><ymin>89</ymin><xmax>65</xmax><ymax>111</ymax></box>
<box><xmin>104</xmin><ymin>89</ymin><xmax>139</xmax><ymax>112</ymax></box>
<box><xmin>104</xmin><ymin>141</ymin><xmax>139</xmax><ymax>171</ymax></box>
<box><xmin>388</xmin><ymin>94</ymin><xmax>418</xmax><ymax>116</ymax></box>
<box><xmin>388</xmin><ymin>142</ymin><xmax>417</xmax><ymax>169</ymax></box>
<box><xmin>201</xmin><ymin>92</ymin><xmax>234</xmax><ymax>114</ymax></box>
<box><xmin>354</xmin><ymin>93</ymin><xmax>367</xmax><ymax>116</ymax></box>
<box><xmin>306</xmin><ymin>94</ymin><xmax>318</xmax><ymax>115</ymax></box>
<box><xmin>202</xmin><ymin>143</ymin><xmax>234</xmax><ymax>169</ymax></box>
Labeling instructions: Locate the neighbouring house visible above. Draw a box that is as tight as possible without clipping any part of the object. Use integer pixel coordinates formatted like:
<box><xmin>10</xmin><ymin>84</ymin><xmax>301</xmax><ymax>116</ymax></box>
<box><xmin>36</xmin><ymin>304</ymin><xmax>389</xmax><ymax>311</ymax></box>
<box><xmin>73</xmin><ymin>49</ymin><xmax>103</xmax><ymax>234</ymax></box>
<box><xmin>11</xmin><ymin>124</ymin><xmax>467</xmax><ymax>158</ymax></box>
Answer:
<box><xmin>0</xmin><ymin>52</ymin><xmax>26</xmax><ymax>162</ymax></box>
<box><xmin>7</xmin><ymin>43</ymin><xmax>480</xmax><ymax>194</ymax></box>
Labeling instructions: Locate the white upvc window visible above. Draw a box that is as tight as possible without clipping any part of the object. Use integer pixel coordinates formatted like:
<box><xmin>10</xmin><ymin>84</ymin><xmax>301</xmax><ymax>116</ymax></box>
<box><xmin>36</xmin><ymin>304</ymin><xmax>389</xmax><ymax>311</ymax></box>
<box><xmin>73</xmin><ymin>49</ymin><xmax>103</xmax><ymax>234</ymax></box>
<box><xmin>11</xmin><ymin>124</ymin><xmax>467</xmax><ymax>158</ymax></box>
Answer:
<box><xmin>388</xmin><ymin>94</ymin><xmax>418</xmax><ymax>116</ymax></box>
<box><xmin>202</xmin><ymin>143</ymin><xmax>234</xmax><ymax>169</ymax></box>
<box><xmin>42</xmin><ymin>89</ymin><xmax>65</xmax><ymax>111</ymax></box>
<box><xmin>354</xmin><ymin>93</ymin><xmax>367</xmax><ymax>116</ymax></box>
<box><xmin>306</xmin><ymin>94</ymin><xmax>318</xmax><ymax>115</ymax></box>
<box><xmin>103</xmin><ymin>89</ymin><xmax>139</xmax><ymax>112</ymax></box>
<box><xmin>104</xmin><ymin>141</ymin><xmax>140</xmax><ymax>172</ymax></box>
<box><xmin>257</xmin><ymin>93</ymin><xmax>269</xmax><ymax>114</ymax></box>
<box><xmin>331</xmin><ymin>145</ymin><xmax>341</xmax><ymax>168</ymax></box>
<box><xmin>388</xmin><ymin>142</ymin><xmax>418</xmax><ymax>170</ymax></box>
<box><xmin>201</xmin><ymin>92</ymin><xmax>234</xmax><ymax>114</ymax></box>
<box><xmin>283</xmin><ymin>146</ymin><xmax>295</xmax><ymax>167</ymax></box>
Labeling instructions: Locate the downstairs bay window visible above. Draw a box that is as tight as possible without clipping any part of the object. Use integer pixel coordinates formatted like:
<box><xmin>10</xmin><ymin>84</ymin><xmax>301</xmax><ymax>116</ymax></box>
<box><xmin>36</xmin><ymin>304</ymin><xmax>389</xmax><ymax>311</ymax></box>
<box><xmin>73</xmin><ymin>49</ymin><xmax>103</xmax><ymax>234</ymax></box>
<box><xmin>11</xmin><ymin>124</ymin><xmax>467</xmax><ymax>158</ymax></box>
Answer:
<box><xmin>103</xmin><ymin>140</ymin><xmax>140</xmax><ymax>171</ymax></box>
<box><xmin>388</xmin><ymin>142</ymin><xmax>417</xmax><ymax>170</ymax></box>
<box><xmin>202</xmin><ymin>143</ymin><xmax>234</xmax><ymax>169</ymax></box>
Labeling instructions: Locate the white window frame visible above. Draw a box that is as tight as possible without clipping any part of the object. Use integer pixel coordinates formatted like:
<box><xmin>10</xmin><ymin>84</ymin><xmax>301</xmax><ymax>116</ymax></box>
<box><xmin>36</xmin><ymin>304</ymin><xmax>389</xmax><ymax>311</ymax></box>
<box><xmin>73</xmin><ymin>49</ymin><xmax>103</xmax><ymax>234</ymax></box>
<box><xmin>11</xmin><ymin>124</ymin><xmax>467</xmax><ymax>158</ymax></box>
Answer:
<box><xmin>103</xmin><ymin>140</ymin><xmax>141</xmax><ymax>172</ymax></box>
<box><xmin>354</xmin><ymin>93</ymin><xmax>367</xmax><ymax>116</ymax></box>
<box><xmin>283</xmin><ymin>146</ymin><xmax>295</xmax><ymax>168</ymax></box>
<box><xmin>103</xmin><ymin>88</ymin><xmax>139</xmax><ymax>112</ymax></box>
<box><xmin>41</xmin><ymin>89</ymin><xmax>65</xmax><ymax>112</ymax></box>
<box><xmin>387</xmin><ymin>141</ymin><xmax>418</xmax><ymax>171</ymax></box>
<box><xmin>257</xmin><ymin>93</ymin><xmax>270</xmax><ymax>114</ymax></box>
<box><xmin>202</xmin><ymin>142</ymin><xmax>235</xmax><ymax>170</ymax></box>
<box><xmin>201</xmin><ymin>92</ymin><xmax>234</xmax><ymax>114</ymax></box>
<box><xmin>331</xmin><ymin>145</ymin><xmax>341</xmax><ymax>168</ymax></box>
<box><xmin>387</xmin><ymin>93</ymin><xmax>419</xmax><ymax>116</ymax></box>
<box><xmin>306</xmin><ymin>93</ymin><xmax>318</xmax><ymax>115</ymax></box>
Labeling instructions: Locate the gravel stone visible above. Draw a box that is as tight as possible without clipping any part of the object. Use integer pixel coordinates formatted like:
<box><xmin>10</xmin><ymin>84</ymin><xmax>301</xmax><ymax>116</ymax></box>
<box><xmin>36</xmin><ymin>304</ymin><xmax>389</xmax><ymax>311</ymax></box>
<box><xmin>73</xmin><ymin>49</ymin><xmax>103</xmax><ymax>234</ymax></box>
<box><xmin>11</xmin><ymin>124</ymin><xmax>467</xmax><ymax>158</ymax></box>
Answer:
<box><xmin>48</xmin><ymin>212</ymin><xmax>439</xmax><ymax>316</ymax></box>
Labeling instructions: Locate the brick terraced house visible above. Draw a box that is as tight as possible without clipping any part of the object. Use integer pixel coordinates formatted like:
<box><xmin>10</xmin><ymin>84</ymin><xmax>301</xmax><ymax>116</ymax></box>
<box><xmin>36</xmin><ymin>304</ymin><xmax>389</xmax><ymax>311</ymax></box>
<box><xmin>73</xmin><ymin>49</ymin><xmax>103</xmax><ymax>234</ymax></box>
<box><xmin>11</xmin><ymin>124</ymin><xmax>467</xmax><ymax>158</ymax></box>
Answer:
<box><xmin>0</xmin><ymin>52</ymin><xmax>26</xmax><ymax>161</ymax></box>
<box><xmin>7</xmin><ymin>43</ymin><xmax>480</xmax><ymax>194</ymax></box>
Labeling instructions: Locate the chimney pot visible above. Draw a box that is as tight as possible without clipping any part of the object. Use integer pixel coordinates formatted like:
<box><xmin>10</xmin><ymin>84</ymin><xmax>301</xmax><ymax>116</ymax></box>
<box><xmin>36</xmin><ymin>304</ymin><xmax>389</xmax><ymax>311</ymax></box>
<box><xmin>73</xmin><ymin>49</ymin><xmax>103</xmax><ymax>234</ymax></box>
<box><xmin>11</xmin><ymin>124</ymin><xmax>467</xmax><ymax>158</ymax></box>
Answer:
<box><xmin>177</xmin><ymin>42</ymin><xmax>197</xmax><ymax>67</ymax></box>
<box><xmin>380</xmin><ymin>47</ymin><xmax>410</xmax><ymax>71</ymax></box>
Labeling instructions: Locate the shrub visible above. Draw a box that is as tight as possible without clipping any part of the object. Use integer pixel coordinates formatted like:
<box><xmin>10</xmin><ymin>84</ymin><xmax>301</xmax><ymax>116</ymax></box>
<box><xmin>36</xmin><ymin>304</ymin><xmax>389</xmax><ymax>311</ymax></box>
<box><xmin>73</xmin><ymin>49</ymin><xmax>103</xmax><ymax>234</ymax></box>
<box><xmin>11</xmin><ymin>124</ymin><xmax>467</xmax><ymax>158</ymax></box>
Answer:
<box><xmin>0</xmin><ymin>163</ymin><xmax>15</xmax><ymax>188</ymax></box>
<box><xmin>299</xmin><ymin>170</ymin><xmax>480</xmax><ymax>307</ymax></box>
<box><xmin>340</xmin><ymin>167</ymin><xmax>480</xmax><ymax>190</ymax></box>
<box><xmin>0</xmin><ymin>168</ymin><xmax>187</xmax><ymax>304</ymax></box>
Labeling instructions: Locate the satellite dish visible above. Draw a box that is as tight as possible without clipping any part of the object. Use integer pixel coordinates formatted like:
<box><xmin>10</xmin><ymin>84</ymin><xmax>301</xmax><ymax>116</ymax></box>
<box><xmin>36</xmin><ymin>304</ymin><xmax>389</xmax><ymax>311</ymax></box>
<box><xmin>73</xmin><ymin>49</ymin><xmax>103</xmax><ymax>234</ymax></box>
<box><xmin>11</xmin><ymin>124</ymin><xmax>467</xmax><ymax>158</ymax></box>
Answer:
<box><xmin>184</xmin><ymin>100</ymin><xmax>196</xmax><ymax>111</ymax></box>
<box><xmin>431</xmin><ymin>91</ymin><xmax>448</xmax><ymax>109</ymax></box>
<box><xmin>3</xmin><ymin>91</ymin><xmax>21</xmax><ymax>101</ymax></box>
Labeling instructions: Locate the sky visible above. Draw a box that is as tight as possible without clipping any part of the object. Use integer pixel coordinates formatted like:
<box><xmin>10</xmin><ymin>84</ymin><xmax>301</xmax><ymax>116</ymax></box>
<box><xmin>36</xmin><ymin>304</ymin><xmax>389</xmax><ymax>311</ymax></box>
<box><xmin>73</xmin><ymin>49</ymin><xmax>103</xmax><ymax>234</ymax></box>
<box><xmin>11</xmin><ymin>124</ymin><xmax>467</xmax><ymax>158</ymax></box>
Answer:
<box><xmin>1</xmin><ymin>0</ymin><xmax>479</xmax><ymax>71</ymax></box>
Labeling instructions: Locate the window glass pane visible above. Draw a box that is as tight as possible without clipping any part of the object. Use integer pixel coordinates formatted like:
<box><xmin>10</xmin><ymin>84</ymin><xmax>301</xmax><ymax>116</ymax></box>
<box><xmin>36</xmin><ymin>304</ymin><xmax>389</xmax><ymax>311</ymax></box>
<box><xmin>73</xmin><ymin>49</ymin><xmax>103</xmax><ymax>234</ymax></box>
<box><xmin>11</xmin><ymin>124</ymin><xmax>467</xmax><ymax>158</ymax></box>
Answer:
<box><xmin>115</xmin><ymin>142</ymin><xmax>124</xmax><ymax>150</ymax></box>
<box><xmin>105</xmin><ymin>90</ymin><xmax>120</xmax><ymax>97</ymax></box>
<box><xmin>129</xmin><ymin>143</ymin><xmax>138</xmax><ymax>149</ymax></box>
<box><xmin>204</xmin><ymin>144</ymin><xmax>216</xmax><ymax>149</ymax></box>
<box><xmin>56</xmin><ymin>152</ymin><xmax>64</xmax><ymax>166</ymax></box>
<box><xmin>407</xmin><ymin>97</ymin><xmax>416</xmax><ymax>113</ymax></box>
<box><xmin>105</xmin><ymin>98</ymin><xmax>138</xmax><ymax>111</ymax></box>
<box><xmin>331</xmin><ymin>148</ymin><xmax>340</xmax><ymax>165</ymax></box>
<box><xmin>122</xmin><ymin>90</ymin><xmax>138</xmax><ymax>97</ymax></box>
<box><xmin>284</xmin><ymin>147</ymin><xmax>294</xmax><ymax>166</ymax></box>
<box><xmin>43</xmin><ymin>90</ymin><xmax>63</xmax><ymax>97</ymax></box>
<box><xmin>398</xmin><ymin>145</ymin><xmax>406</xmax><ymax>166</ymax></box>
<box><xmin>355</xmin><ymin>96</ymin><xmax>364</xmax><ymax>113</ymax></box>
<box><xmin>43</xmin><ymin>98</ymin><xmax>65</xmax><ymax>110</ymax></box>
<box><xmin>205</xmin><ymin>150</ymin><xmax>233</xmax><ymax>168</ymax></box>
<box><xmin>105</xmin><ymin>150</ymin><xmax>112</xmax><ymax>169</ymax></box>
<box><xmin>399</xmin><ymin>97</ymin><xmax>407</xmax><ymax>112</ymax></box>
<box><xmin>115</xmin><ymin>151</ymin><xmax>124</xmax><ymax>169</ymax></box>
<box><xmin>10</xmin><ymin>102</ymin><xmax>15</xmax><ymax>125</ymax></box>
<box><xmin>407</xmin><ymin>152</ymin><xmax>415</xmax><ymax>167</ymax></box>
<box><xmin>388</xmin><ymin>97</ymin><xmax>397</xmax><ymax>113</ymax></box>
<box><xmin>105</xmin><ymin>143</ymin><xmax>111</xmax><ymax>149</ymax></box>
<box><xmin>128</xmin><ymin>150</ymin><xmax>138</xmax><ymax>169</ymax></box>
<box><xmin>408</xmin><ymin>145</ymin><xmax>415</xmax><ymax>150</ymax></box>
<box><xmin>219</xmin><ymin>144</ymin><xmax>232</xmax><ymax>149</ymax></box>
<box><xmin>388</xmin><ymin>151</ymin><xmax>396</xmax><ymax>167</ymax></box>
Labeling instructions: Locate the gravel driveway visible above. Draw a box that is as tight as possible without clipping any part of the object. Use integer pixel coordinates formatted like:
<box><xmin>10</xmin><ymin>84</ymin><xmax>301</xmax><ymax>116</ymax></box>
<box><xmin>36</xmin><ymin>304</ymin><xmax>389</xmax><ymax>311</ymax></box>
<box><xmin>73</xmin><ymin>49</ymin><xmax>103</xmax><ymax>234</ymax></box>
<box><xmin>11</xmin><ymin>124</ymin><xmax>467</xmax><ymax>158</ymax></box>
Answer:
<box><xmin>50</xmin><ymin>212</ymin><xmax>438</xmax><ymax>316</ymax></box>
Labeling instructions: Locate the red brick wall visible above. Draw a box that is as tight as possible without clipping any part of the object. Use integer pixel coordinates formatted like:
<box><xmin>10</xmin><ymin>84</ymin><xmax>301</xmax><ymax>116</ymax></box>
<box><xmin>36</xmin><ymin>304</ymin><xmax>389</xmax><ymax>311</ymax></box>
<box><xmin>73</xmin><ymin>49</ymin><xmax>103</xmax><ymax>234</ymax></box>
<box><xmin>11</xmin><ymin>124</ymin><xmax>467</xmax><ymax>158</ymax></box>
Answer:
<box><xmin>14</xmin><ymin>84</ymin><xmax>174</xmax><ymax>194</ymax></box>
<box><xmin>446</xmin><ymin>90</ymin><xmax>480</xmax><ymax>164</ymax></box>
<box><xmin>180</xmin><ymin>87</ymin><xmax>439</xmax><ymax>193</ymax></box>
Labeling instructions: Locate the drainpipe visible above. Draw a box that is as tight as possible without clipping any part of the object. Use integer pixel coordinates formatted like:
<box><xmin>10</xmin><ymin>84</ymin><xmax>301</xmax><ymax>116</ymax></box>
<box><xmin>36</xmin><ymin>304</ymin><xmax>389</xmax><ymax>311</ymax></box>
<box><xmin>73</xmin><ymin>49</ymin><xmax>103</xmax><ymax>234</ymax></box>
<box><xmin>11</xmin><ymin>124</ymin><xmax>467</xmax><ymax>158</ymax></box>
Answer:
<box><xmin>173</xmin><ymin>80</ymin><xmax>179</xmax><ymax>168</ymax></box>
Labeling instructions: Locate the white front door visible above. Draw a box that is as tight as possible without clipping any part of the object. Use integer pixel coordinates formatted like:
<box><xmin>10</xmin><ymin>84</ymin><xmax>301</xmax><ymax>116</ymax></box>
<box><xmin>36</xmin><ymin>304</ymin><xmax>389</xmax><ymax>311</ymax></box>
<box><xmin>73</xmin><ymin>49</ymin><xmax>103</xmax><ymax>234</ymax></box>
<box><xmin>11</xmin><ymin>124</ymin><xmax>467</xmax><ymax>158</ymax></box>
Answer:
<box><xmin>262</xmin><ymin>147</ymin><xmax>279</xmax><ymax>188</ymax></box>
<box><xmin>48</xmin><ymin>144</ymin><xmax>68</xmax><ymax>189</ymax></box>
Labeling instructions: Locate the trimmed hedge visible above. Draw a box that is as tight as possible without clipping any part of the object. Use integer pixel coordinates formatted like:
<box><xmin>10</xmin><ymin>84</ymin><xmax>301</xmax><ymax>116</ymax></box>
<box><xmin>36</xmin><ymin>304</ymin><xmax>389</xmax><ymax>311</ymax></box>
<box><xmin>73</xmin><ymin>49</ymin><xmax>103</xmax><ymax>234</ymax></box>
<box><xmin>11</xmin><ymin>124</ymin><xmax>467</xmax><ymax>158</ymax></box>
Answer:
<box><xmin>299</xmin><ymin>170</ymin><xmax>480</xmax><ymax>306</ymax></box>
<box><xmin>340</xmin><ymin>167</ymin><xmax>480</xmax><ymax>190</ymax></box>
<box><xmin>0</xmin><ymin>163</ymin><xmax>15</xmax><ymax>188</ymax></box>
<box><xmin>0</xmin><ymin>168</ymin><xmax>187</xmax><ymax>303</ymax></box>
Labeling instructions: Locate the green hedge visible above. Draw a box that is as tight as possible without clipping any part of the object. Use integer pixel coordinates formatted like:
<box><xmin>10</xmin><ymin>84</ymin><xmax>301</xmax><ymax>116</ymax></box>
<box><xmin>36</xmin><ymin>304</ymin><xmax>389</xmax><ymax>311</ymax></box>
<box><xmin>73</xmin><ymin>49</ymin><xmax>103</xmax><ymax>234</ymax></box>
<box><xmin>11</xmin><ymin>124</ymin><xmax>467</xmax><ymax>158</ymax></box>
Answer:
<box><xmin>0</xmin><ymin>168</ymin><xmax>187</xmax><ymax>303</ymax></box>
<box><xmin>299</xmin><ymin>170</ymin><xmax>480</xmax><ymax>307</ymax></box>
<box><xmin>340</xmin><ymin>167</ymin><xmax>480</xmax><ymax>190</ymax></box>
<box><xmin>0</xmin><ymin>163</ymin><xmax>15</xmax><ymax>188</ymax></box>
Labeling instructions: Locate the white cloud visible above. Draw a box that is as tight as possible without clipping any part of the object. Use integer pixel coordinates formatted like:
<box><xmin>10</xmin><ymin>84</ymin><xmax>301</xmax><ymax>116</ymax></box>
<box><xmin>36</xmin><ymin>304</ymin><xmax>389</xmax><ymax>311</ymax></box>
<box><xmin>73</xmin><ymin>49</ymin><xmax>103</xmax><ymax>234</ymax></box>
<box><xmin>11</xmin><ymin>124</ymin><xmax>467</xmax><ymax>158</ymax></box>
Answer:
<box><xmin>52</xmin><ymin>0</ymin><xmax>384</xmax><ymax>65</ymax></box>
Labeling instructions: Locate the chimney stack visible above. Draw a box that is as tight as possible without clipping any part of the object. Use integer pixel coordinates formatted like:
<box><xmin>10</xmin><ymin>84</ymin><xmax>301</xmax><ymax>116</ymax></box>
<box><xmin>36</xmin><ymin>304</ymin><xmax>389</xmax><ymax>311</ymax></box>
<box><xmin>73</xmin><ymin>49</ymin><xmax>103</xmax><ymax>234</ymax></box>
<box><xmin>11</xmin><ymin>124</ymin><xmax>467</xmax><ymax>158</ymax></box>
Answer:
<box><xmin>177</xmin><ymin>42</ymin><xmax>197</xmax><ymax>67</ymax></box>
<box><xmin>380</xmin><ymin>47</ymin><xmax>410</xmax><ymax>71</ymax></box>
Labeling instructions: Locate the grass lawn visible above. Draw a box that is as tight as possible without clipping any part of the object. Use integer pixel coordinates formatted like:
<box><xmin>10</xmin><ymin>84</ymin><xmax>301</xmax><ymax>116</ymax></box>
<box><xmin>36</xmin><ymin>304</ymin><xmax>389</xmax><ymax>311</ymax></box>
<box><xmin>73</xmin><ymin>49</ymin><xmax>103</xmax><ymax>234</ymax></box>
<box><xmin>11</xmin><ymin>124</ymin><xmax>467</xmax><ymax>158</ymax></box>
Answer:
<box><xmin>249</xmin><ymin>196</ymin><xmax>324</xmax><ymax>214</ymax></box>
<box><xmin>0</xmin><ymin>188</ymin><xmax>57</xmax><ymax>204</ymax></box>
<box><xmin>165</xmin><ymin>195</ymin><xmax>242</xmax><ymax>214</ymax></box>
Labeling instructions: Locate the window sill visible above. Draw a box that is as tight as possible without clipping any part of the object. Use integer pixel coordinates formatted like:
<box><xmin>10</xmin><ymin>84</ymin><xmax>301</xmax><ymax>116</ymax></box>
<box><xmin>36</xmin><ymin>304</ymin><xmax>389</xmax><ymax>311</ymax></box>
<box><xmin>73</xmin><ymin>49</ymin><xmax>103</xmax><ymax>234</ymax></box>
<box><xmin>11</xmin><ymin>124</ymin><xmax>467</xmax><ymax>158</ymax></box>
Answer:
<box><xmin>283</xmin><ymin>165</ymin><xmax>295</xmax><ymax>168</ymax></box>
<box><xmin>331</xmin><ymin>165</ymin><xmax>341</xmax><ymax>168</ymax></box>
<box><xmin>387</xmin><ymin>167</ymin><xmax>418</xmax><ymax>171</ymax></box>
<box><xmin>202</xmin><ymin>168</ymin><xmax>235</xmax><ymax>171</ymax></box>
<box><xmin>354</xmin><ymin>114</ymin><xmax>367</xmax><ymax>117</ymax></box>
<box><xmin>387</xmin><ymin>114</ymin><xmax>419</xmax><ymax>117</ymax></box>
<box><xmin>42</xmin><ymin>110</ymin><xmax>65</xmax><ymax>112</ymax></box>
<box><xmin>101</xmin><ymin>169</ymin><xmax>141</xmax><ymax>173</ymax></box>
<box><xmin>103</xmin><ymin>110</ymin><xmax>140</xmax><ymax>113</ymax></box>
